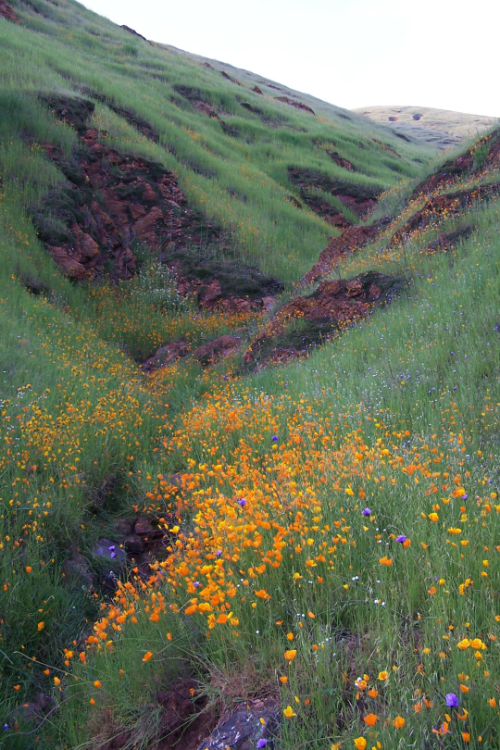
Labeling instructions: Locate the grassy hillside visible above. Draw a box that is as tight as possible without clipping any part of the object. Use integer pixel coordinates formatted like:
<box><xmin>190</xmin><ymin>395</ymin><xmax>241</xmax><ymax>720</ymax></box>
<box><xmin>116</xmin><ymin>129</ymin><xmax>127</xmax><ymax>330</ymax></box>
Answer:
<box><xmin>0</xmin><ymin>0</ymin><xmax>438</xmax><ymax>286</ymax></box>
<box><xmin>1</xmin><ymin>2</ymin><xmax>500</xmax><ymax>750</ymax></box>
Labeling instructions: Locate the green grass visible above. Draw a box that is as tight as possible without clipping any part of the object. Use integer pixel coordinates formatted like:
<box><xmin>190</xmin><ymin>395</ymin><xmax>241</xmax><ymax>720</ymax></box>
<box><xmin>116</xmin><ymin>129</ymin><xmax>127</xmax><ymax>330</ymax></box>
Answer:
<box><xmin>0</xmin><ymin>0</ymin><xmax>436</xmax><ymax>283</ymax></box>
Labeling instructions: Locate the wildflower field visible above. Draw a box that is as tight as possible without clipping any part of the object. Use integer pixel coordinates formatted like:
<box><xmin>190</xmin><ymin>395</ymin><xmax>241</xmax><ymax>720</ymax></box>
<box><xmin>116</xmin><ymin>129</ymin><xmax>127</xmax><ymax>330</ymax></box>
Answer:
<box><xmin>0</xmin><ymin>1</ymin><xmax>500</xmax><ymax>749</ymax></box>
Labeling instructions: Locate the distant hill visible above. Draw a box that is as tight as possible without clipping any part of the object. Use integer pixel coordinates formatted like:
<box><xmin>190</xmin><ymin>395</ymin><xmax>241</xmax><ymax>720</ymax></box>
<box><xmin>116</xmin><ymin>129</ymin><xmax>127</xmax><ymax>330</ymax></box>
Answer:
<box><xmin>353</xmin><ymin>105</ymin><xmax>498</xmax><ymax>150</ymax></box>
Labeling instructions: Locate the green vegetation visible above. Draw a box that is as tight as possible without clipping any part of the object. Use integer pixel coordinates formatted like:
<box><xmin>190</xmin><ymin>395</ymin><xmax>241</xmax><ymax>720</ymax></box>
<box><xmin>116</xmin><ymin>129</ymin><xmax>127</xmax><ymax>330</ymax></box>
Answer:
<box><xmin>0</xmin><ymin>2</ymin><xmax>500</xmax><ymax>749</ymax></box>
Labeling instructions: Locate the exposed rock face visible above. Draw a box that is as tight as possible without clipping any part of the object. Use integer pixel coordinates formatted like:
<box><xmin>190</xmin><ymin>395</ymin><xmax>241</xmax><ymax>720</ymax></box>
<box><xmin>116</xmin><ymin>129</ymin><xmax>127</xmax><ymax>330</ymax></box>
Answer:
<box><xmin>32</xmin><ymin>95</ymin><xmax>283</xmax><ymax>306</ymax></box>
<box><xmin>244</xmin><ymin>271</ymin><xmax>402</xmax><ymax>366</ymax></box>
<box><xmin>120</xmin><ymin>24</ymin><xmax>148</xmax><ymax>42</ymax></box>
<box><xmin>33</xmin><ymin>96</ymin><xmax>219</xmax><ymax>281</ymax></box>
<box><xmin>413</xmin><ymin>128</ymin><xmax>500</xmax><ymax>196</ymax></box>
<box><xmin>303</xmin><ymin>221</ymin><xmax>389</xmax><ymax>284</ymax></box>
<box><xmin>391</xmin><ymin>183</ymin><xmax>500</xmax><ymax>246</ymax></box>
<box><xmin>196</xmin><ymin>699</ymin><xmax>279</xmax><ymax>750</ymax></box>
<box><xmin>327</xmin><ymin>150</ymin><xmax>355</xmax><ymax>171</ymax></box>
<box><xmin>192</xmin><ymin>333</ymin><xmax>244</xmax><ymax>366</ymax></box>
<box><xmin>141</xmin><ymin>339</ymin><xmax>188</xmax><ymax>372</ymax></box>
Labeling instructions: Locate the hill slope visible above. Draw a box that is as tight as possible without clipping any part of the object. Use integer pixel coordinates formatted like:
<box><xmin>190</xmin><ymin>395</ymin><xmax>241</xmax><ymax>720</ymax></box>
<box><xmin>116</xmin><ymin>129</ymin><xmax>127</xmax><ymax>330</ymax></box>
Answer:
<box><xmin>1</xmin><ymin>2</ymin><xmax>500</xmax><ymax>750</ymax></box>
<box><xmin>0</xmin><ymin>0</ymin><xmax>439</xmax><ymax>287</ymax></box>
<box><xmin>354</xmin><ymin>104</ymin><xmax>497</xmax><ymax>151</ymax></box>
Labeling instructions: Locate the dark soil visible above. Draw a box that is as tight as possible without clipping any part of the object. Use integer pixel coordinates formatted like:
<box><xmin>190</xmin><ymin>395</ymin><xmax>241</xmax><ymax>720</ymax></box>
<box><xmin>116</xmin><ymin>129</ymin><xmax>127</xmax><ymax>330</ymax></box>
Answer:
<box><xmin>303</xmin><ymin>220</ymin><xmax>389</xmax><ymax>284</ymax></box>
<box><xmin>244</xmin><ymin>270</ymin><xmax>402</xmax><ymax>366</ymax></box>
<box><xmin>0</xmin><ymin>0</ymin><xmax>19</xmax><ymax>22</ymax></box>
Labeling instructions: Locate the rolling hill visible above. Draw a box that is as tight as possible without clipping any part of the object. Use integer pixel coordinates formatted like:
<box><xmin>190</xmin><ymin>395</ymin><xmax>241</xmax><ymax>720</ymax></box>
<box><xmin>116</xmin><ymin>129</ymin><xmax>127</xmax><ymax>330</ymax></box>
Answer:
<box><xmin>354</xmin><ymin>104</ymin><xmax>497</xmax><ymax>151</ymax></box>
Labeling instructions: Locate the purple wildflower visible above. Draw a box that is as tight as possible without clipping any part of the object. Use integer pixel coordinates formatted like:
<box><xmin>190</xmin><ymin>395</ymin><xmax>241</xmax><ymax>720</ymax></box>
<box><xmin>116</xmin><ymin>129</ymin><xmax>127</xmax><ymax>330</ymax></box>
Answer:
<box><xmin>396</xmin><ymin>535</ymin><xmax>407</xmax><ymax>543</ymax></box>
<box><xmin>256</xmin><ymin>741</ymin><xmax>268</xmax><ymax>748</ymax></box>
<box><xmin>193</xmin><ymin>581</ymin><xmax>200</xmax><ymax>587</ymax></box>
<box><xmin>362</xmin><ymin>508</ymin><xmax>372</xmax><ymax>516</ymax></box>
<box><xmin>445</xmin><ymin>693</ymin><xmax>459</xmax><ymax>708</ymax></box>
<box><xmin>272</xmin><ymin>435</ymin><xmax>278</xmax><ymax>442</ymax></box>
<box><xmin>238</xmin><ymin>498</ymin><xmax>247</xmax><ymax>507</ymax></box>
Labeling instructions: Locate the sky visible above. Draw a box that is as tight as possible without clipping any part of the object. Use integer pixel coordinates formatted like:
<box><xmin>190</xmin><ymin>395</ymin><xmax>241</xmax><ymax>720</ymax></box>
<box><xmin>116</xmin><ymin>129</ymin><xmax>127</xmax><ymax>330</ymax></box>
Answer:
<box><xmin>81</xmin><ymin>0</ymin><xmax>500</xmax><ymax>117</ymax></box>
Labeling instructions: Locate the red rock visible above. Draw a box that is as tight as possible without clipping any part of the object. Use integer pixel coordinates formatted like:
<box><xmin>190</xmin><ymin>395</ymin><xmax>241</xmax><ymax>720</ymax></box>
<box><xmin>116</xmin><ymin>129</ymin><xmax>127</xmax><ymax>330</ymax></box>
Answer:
<box><xmin>199</xmin><ymin>279</ymin><xmax>222</xmax><ymax>306</ymax></box>
<box><xmin>302</xmin><ymin>221</ymin><xmax>387</xmax><ymax>285</ymax></box>
<box><xmin>78</xmin><ymin>233</ymin><xmax>100</xmax><ymax>260</ymax></box>
<box><xmin>134</xmin><ymin>206</ymin><xmax>164</xmax><ymax>243</ymax></box>
<box><xmin>192</xmin><ymin>334</ymin><xmax>242</xmax><ymax>365</ymax></box>
<box><xmin>245</xmin><ymin>271</ymin><xmax>401</xmax><ymax>365</ymax></box>
<box><xmin>141</xmin><ymin>339</ymin><xmax>188</xmax><ymax>372</ymax></box>
<box><xmin>48</xmin><ymin>247</ymin><xmax>87</xmax><ymax>280</ymax></box>
<box><xmin>0</xmin><ymin>1</ymin><xmax>19</xmax><ymax>22</ymax></box>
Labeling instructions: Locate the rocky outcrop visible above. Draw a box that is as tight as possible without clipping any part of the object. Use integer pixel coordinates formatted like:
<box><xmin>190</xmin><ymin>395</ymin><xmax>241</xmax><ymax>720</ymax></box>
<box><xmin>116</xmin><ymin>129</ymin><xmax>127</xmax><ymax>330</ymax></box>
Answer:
<box><xmin>33</xmin><ymin>96</ymin><xmax>219</xmax><ymax>281</ymax></box>
<box><xmin>0</xmin><ymin>0</ymin><xmax>19</xmax><ymax>22</ymax></box>
<box><xmin>197</xmin><ymin>699</ymin><xmax>279</xmax><ymax>750</ymax></box>
<box><xmin>302</xmin><ymin>221</ymin><xmax>389</xmax><ymax>284</ymax></box>
<box><xmin>141</xmin><ymin>339</ymin><xmax>188</xmax><ymax>372</ymax></box>
<box><xmin>413</xmin><ymin>129</ymin><xmax>500</xmax><ymax>196</ymax></box>
<box><xmin>192</xmin><ymin>333</ymin><xmax>245</xmax><ymax>366</ymax></box>
<box><xmin>391</xmin><ymin>183</ymin><xmax>500</xmax><ymax>246</ymax></box>
<box><xmin>288</xmin><ymin>166</ymin><xmax>383</xmax><ymax>225</ymax></box>
<box><xmin>244</xmin><ymin>271</ymin><xmax>402</xmax><ymax>366</ymax></box>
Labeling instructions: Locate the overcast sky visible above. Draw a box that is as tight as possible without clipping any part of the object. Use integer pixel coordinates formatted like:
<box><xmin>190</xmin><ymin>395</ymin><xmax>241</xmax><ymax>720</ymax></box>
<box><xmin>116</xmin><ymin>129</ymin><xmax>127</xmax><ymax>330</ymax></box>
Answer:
<box><xmin>81</xmin><ymin>0</ymin><xmax>500</xmax><ymax>117</ymax></box>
